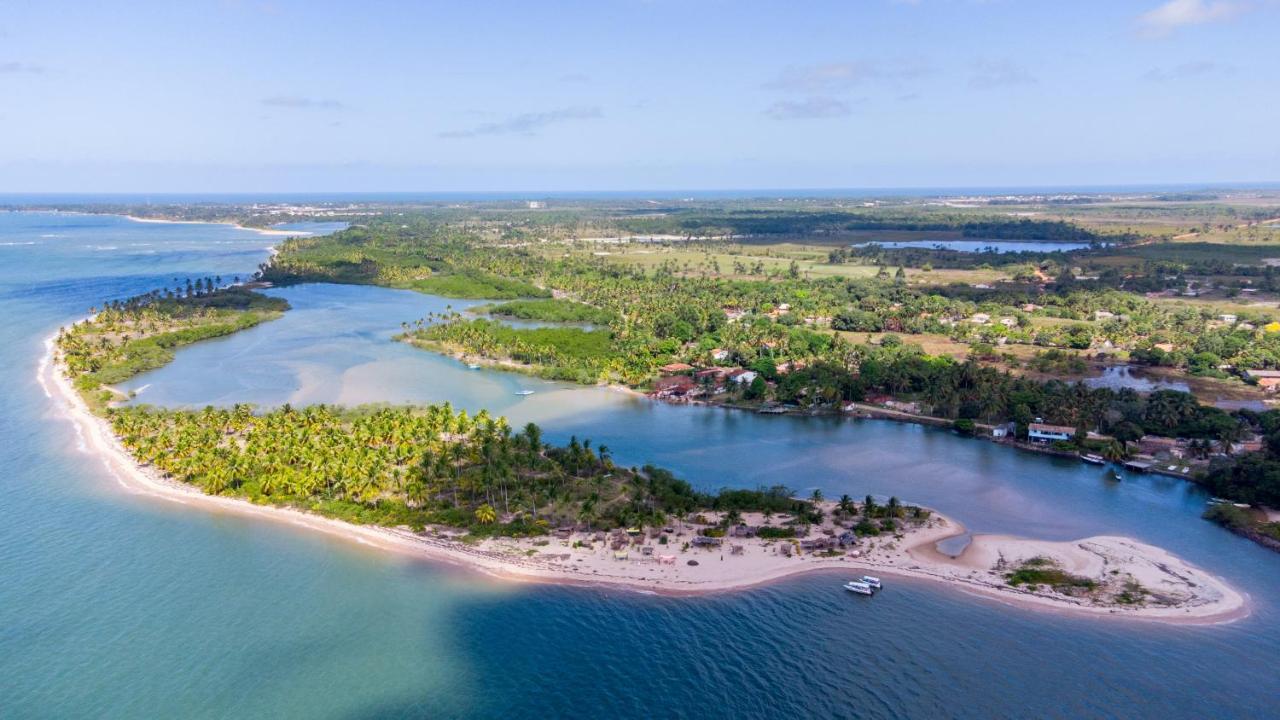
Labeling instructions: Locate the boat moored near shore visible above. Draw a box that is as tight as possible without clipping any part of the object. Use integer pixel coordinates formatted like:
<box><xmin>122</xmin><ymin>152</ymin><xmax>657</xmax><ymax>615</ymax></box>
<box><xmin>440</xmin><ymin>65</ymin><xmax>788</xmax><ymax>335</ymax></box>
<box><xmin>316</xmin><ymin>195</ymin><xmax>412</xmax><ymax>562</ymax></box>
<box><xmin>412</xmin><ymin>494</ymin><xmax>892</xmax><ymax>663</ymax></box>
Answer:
<box><xmin>844</xmin><ymin>581</ymin><xmax>874</xmax><ymax>596</ymax></box>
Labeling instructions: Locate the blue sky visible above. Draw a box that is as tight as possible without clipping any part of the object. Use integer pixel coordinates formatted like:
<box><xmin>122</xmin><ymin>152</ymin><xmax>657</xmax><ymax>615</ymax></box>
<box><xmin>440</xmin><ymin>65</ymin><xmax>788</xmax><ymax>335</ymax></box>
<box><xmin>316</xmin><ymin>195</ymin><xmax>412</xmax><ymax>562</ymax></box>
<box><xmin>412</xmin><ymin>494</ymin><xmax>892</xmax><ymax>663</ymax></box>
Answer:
<box><xmin>1</xmin><ymin>0</ymin><xmax>1277</xmax><ymax>192</ymax></box>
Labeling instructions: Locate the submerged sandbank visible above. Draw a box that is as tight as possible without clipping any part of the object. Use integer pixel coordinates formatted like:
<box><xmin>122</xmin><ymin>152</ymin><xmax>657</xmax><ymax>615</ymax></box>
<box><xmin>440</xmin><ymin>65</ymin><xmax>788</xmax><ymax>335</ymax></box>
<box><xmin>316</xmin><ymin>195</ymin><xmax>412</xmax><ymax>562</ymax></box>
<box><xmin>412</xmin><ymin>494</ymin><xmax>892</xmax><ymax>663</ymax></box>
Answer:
<box><xmin>41</xmin><ymin>337</ymin><xmax>1247</xmax><ymax>624</ymax></box>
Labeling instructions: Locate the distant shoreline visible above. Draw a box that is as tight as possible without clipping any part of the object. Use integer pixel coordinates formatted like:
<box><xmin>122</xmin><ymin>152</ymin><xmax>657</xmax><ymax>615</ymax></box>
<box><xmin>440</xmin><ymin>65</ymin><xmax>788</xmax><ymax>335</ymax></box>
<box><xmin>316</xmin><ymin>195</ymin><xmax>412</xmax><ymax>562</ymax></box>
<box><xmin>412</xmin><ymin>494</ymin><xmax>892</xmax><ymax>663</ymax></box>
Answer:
<box><xmin>40</xmin><ymin>335</ymin><xmax>1248</xmax><ymax>624</ymax></box>
<box><xmin>121</xmin><ymin>214</ymin><xmax>307</xmax><ymax>236</ymax></box>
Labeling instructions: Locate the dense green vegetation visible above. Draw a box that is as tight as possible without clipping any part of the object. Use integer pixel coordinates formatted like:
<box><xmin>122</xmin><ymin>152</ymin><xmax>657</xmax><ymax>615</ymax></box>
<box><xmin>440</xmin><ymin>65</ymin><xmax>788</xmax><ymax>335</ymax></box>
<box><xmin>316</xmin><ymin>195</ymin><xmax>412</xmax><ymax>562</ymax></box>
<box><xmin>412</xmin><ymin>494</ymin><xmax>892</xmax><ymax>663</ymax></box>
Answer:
<box><xmin>1201</xmin><ymin>426</ymin><xmax>1280</xmax><ymax>509</ymax></box>
<box><xmin>57</xmin><ymin>283</ymin><xmax>287</xmax><ymax>410</ymax></box>
<box><xmin>407</xmin><ymin>270</ymin><xmax>550</xmax><ymax>300</ymax></box>
<box><xmin>109</xmin><ymin>403</ymin><xmax>819</xmax><ymax>536</ymax></box>
<box><xmin>263</xmin><ymin>219</ymin><xmax>1280</xmax><ymax>383</ymax></box>
<box><xmin>1202</xmin><ymin>503</ymin><xmax>1280</xmax><ymax>547</ymax></box>
<box><xmin>185</xmin><ymin>198</ymin><xmax>1280</xmax><ymax>543</ymax></box>
<box><xmin>484</xmin><ymin>298</ymin><xmax>616</xmax><ymax>325</ymax></box>
<box><xmin>261</xmin><ymin>224</ymin><xmax>549</xmax><ymax>299</ymax></box>
<box><xmin>611</xmin><ymin>208</ymin><xmax>1133</xmax><ymax>244</ymax></box>
<box><xmin>401</xmin><ymin>316</ymin><xmax>617</xmax><ymax>383</ymax></box>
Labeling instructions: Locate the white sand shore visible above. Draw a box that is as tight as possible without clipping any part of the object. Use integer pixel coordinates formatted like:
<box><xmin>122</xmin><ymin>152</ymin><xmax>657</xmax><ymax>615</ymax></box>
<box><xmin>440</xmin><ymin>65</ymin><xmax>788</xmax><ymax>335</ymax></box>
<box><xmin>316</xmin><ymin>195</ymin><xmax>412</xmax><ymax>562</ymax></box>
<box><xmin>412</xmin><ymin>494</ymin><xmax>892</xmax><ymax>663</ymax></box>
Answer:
<box><xmin>40</xmin><ymin>337</ymin><xmax>1247</xmax><ymax>624</ymax></box>
<box><xmin>123</xmin><ymin>215</ymin><xmax>309</xmax><ymax>236</ymax></box>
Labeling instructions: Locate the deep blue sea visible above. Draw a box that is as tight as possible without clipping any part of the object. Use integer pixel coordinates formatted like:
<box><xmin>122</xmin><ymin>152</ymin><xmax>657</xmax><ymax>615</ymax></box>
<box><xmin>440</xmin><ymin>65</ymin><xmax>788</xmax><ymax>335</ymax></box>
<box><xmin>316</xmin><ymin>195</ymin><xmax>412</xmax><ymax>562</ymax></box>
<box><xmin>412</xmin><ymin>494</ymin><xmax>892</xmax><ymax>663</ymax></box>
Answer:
<box><xmin>1</xmin><ymin>211</ymin><xmax>1278</xmax><ymax>719</ymax></box>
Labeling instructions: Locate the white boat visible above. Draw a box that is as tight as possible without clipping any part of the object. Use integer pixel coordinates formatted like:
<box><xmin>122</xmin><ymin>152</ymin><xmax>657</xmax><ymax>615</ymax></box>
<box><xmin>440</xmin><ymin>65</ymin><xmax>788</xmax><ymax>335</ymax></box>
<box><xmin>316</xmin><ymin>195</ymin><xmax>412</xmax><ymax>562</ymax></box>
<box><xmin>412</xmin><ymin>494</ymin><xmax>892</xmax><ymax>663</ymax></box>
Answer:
<box><xmin>1081</xmin><ymin>454</ymin><xmax>1105</xmax><ymax>465</ymax></box>
<box><xmin>859</xmin><ymin>575</ymin><xmax>882</xmax><ymax>589</ymax></box>
<box><xmin>843</xmin><ymin>581</ymin><xmax>873</xmax><ymax>596</ymax></box>
<box><xmin>514</xmin><ymin>390</ymin><xmax>535</xmax><ymax>396</ymax></box>
<box><xmin>467</xmin><ymin>363</ymin><xmax>481</xmax><ymax>370</ymax></box>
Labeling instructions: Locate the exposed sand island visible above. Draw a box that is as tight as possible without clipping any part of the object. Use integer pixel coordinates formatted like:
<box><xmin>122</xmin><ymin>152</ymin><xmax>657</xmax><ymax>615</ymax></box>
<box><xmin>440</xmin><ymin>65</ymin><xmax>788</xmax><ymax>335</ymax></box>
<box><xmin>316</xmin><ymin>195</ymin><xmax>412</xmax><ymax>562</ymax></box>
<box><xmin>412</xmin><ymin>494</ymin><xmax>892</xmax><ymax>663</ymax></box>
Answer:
<box><xmin>41</xmin><ymin>338</ymin><xmax>1247</xmax><ymax>624</ymax></box>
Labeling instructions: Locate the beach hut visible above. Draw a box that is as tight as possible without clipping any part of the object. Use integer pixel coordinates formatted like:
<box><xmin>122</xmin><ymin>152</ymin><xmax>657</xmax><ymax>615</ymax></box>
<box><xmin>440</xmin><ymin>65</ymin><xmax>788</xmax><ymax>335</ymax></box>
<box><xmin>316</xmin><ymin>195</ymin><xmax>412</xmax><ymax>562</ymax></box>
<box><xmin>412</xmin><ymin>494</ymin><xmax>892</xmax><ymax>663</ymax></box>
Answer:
<box><xmin>730</xmin><ymin>544</ymin><xmax>745</xmax><ymax>556</ymax></box>
<box><xmin>613</xmin><ymin>550</ymin><xmax>629</xmax><ymax>561</ymax></box>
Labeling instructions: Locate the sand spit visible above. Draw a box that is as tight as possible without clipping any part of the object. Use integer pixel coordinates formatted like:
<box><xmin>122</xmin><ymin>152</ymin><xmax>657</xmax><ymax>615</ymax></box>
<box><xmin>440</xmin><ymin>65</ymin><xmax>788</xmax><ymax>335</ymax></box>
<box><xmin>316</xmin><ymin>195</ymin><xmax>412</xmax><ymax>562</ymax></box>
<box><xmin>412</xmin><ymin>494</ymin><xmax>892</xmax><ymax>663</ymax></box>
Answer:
<box><xmin>41</xmin><ymin>337</ymin><xmax>1246</xmax><ymax>624</ymax></box>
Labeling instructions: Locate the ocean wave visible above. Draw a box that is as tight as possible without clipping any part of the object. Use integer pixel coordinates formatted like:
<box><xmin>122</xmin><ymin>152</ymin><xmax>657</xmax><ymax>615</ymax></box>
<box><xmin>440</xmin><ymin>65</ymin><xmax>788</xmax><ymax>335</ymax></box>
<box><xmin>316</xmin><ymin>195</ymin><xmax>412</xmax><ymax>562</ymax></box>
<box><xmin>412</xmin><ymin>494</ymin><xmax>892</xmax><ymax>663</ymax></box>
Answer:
<box><xmin>0</xmin><ymin>241</ymin><xmax>38</xmax><ymax>246</ymax></box>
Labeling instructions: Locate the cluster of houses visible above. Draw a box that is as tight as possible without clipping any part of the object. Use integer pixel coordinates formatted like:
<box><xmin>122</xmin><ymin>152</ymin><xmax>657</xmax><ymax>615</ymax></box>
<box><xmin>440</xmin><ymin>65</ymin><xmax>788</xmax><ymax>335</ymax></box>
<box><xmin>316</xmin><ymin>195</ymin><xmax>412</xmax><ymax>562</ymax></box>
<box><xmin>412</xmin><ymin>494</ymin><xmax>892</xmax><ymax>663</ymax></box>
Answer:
<box><xmin>651</xmin><ymin>362</ymin><xmax>759</xmax><ymax>399</ymax></box>
<box><xmin>1246</xmin><ymin>369</ymin><xmax>1280</xmax><ymax>393</ymax></box>
<box><xmin>562</xmin><ymin>519</ymin><xmax>866</xmax><ymax>564</ymax></box>
<box><xmin>1000</xmin><ymin>419</ymin><xmax>1262</xmax><ymax>477</ymax></box>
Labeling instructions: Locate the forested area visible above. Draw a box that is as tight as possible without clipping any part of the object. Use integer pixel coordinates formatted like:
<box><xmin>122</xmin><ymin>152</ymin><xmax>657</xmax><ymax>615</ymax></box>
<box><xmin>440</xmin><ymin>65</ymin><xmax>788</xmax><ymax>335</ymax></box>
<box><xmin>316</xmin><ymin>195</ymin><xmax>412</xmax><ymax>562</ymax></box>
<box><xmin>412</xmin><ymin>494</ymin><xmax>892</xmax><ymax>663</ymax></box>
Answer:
<box><xmin>109</xmin><ymin>403</ymin><xmax>821</xmax><ymax>535</ymax></box>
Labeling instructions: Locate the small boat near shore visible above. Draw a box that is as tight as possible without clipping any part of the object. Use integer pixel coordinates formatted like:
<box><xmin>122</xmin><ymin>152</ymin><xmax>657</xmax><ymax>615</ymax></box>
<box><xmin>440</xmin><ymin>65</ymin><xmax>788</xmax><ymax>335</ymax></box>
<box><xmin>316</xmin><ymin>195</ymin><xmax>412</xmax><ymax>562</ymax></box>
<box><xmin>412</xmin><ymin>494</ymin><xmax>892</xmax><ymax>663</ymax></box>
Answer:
<box><xmin>859</xmin><ymin>575</ymin><xmax>882</xmax><ymax>589</ymax></box>
<box><xmin>1081</xmin><ymin>453</ymin><xmax>1105</xmax><ymax>465</ymax></box>
<box><xmin>514</xmin><ymin>390</ymin><xmax>535</xmax><ymax>396</ymax></box>
<box><xmin>466</xmin><ymin>363</ymin><xmax>481</xmax><ymax>370</ymax></box>
<box><xmin>1110</xmin><ymin>470</ymin><xmax>1122</xmax><ymax>482</ymax></box>
<box><xmin>843</xmin><ymin>581</ymin><xmax>874</xmax><ymax>596</ymax></box>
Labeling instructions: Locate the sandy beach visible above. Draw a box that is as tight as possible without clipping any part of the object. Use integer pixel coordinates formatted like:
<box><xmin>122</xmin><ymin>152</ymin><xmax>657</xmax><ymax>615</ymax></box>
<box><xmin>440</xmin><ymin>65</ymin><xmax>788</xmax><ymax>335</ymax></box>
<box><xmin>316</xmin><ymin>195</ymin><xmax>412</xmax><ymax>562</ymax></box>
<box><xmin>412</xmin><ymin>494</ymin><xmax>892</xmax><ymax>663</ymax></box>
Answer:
<box><xmin>40</xmin><ymin>337</ymin><xmax>1247</xmax><ymax>624</ymax></box>
<box><xmin>123</xmin><ymin>214</ymin><xmax>310</xmax><ymax>236</ymax></box>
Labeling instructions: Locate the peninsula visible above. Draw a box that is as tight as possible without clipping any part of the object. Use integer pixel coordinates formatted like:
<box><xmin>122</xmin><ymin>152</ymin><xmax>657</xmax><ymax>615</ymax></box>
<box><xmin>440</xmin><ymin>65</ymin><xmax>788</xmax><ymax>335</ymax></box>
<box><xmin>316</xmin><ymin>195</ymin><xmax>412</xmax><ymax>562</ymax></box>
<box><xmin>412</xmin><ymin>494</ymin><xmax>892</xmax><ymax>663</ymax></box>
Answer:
<box><xmin>44</xmin><ymin>276</ymin><xmax>1246</xmax><ymax>623</ymax></box>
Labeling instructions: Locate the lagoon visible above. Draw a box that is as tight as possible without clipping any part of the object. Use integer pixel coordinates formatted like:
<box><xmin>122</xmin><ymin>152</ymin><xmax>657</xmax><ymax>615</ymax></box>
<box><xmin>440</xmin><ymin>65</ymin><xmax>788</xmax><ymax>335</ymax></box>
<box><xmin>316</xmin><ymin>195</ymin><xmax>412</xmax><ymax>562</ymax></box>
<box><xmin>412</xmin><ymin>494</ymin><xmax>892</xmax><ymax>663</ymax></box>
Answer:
<box><xmin>3</xmin><ymin>212</ymin><xmax>1280</xmax><ymax>718</ymax></box>
<box><xmin>854</xmin><ymin>239</ymin><xmax>1098</xmax><ymax>253</ymax></box>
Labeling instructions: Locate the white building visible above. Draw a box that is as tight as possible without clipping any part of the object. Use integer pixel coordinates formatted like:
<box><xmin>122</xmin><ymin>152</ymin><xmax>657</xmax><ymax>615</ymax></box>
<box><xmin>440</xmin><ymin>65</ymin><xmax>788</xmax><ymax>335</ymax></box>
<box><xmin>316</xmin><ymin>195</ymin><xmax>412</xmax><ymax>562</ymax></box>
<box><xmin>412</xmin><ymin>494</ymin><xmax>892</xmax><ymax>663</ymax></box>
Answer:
<box><xmin>1028</xmin><ymin>423</ymin><xmax>1074</xmax><ymax>443</ymax></box>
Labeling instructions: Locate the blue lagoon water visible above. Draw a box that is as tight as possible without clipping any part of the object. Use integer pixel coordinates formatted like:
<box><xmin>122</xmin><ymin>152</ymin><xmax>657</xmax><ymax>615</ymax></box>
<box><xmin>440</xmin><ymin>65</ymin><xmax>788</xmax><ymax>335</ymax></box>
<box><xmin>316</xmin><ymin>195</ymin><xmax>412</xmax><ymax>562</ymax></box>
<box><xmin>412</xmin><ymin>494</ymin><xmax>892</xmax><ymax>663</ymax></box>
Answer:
<box><xmin>2</xmin><ymin>212</ymin><xmax>1279</xmax><ymax>718</ymax></box>
<box><xmin>854</xmin><ymin>239</ymin><xmax>1097</xmax><ymax>253</ymax></box>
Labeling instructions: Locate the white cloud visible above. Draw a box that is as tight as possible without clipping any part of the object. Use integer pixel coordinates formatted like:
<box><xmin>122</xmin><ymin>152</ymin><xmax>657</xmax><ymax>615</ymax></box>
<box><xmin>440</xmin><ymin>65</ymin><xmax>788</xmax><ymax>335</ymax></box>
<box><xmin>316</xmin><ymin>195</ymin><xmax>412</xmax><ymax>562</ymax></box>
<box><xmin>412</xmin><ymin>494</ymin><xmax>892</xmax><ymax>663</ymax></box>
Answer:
<box><xmin>764</xmin><ymin>60</ymin><xmax>931</xmax><ymax>93</ymax></box>
<box><xmin>764</xmin><ymin>96</ymin><xmax>854</xmax><ymax>120</ymax></box>
<box><xmin>1142</xmin><ymin>60</ymin><xmax>1233</xmax><ymax>81</ymax></box>
<box><xmin>0</xmin><ymin>61</ymin><xmax>45</xmax><ymax>74</ymax></box>
<box><xmin>1138</xmin><ymin>0</ymin><xmax>1243</xmax><ymax>36</ymax></box>
<box><xmin>969</xmin><ymin>59</ymin><xmax>1035</xmax><ymax>89</ymax></box>
<box><xmin>262</xmin><ymin>96</ymin><xmax>345</xmax><ymax>110</ymax></box>
<box><xmin>439</xmin><ymin>106</ymin><xmax>603</xmax><ymax>138</ymax></box>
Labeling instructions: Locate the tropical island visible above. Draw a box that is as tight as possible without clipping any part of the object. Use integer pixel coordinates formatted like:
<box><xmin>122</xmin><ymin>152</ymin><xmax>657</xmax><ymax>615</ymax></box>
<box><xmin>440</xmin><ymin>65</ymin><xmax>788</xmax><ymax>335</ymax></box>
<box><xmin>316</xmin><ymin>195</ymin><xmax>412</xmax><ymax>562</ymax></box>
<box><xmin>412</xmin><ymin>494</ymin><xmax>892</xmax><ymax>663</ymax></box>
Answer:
<box><xmin>37</xmin><ymin>203</ymin><xmax>1255</xmax><ymax>620</ymax></box>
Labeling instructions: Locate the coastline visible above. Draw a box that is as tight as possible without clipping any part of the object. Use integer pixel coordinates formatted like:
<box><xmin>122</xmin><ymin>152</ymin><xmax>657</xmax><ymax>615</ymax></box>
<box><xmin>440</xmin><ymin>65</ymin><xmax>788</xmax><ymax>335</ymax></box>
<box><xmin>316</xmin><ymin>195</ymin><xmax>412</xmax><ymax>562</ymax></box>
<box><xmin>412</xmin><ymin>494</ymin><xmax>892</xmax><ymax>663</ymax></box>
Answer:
<box><xmin>122</xmin><ymin>214</ymin><xmax>307</xmax><ymax>236</ymax></box>
<box><xmin>40</xmin><ymin>336</ymin><xmax>1248</xmax><ymax>624</ymax></box>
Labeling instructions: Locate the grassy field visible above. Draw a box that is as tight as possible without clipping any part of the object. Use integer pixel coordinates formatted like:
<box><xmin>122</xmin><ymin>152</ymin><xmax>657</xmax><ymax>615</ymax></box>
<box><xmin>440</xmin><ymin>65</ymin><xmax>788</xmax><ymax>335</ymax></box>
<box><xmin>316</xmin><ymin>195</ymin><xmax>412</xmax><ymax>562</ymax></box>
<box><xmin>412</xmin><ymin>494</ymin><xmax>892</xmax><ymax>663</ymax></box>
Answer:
<box><xmin>566</xmin><ymin>243</ymin><xmax>1008</xmax><ymax>287</ymax></box>
<box><xmin>837</xmin><ymin>331</ymin><xmax>974</xmax><ymax>360</ymax></box>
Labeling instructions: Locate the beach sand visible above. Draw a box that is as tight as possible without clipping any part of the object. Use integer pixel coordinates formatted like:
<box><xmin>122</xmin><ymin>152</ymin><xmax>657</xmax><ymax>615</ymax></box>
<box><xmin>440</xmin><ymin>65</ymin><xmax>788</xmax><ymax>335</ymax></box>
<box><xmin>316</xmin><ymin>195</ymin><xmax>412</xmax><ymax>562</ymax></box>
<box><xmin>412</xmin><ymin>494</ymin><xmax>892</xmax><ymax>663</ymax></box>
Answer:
<box><xmin>40</xmin><ymin>337</ymin><xmax>1247</xmax><ymax>624</ymax></box>
<box><xmin>123</xmin><ymin>215</ymin><xmax>309</xmax><ymax>236</ymax></box>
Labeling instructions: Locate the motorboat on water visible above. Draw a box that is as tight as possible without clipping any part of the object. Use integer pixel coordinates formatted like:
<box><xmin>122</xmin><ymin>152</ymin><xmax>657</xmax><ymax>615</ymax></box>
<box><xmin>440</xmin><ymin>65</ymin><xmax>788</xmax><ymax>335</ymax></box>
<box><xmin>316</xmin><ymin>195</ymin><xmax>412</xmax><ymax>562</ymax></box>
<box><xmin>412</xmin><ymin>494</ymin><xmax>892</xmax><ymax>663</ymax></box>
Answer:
<box><xmin>514</xmin><ymin>390</ymin><xmax>535</xmax><ymax>396</ymax></box>
<box><xmin>1081</xmin><ymin>454</ymin><xmax>1105</xmax><ymax>465</ymax></box>
<box><xmin>859</xmin><ymin>575</ymin><xmax>882</xmax><ymax>589</ymax></box>
<box><xmin>467</xmin><ymin>363</ymin><xmax>481</xmax><ymax>370</ymax></box>
<box><xmin>843</xmin><ymin>581</ymin><xmax>874</xmax><ymax>596</ymax></box>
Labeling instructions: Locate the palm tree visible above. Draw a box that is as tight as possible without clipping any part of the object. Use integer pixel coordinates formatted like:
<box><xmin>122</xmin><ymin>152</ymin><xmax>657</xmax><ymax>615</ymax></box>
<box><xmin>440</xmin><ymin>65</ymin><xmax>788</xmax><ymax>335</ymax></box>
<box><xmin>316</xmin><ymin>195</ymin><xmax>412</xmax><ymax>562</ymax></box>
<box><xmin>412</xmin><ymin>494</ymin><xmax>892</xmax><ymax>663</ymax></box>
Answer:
<box><xmin>837</xmin><ymin>494</ymin><xmax>853</xmax><ymax>515</ymax></box>
<box><xmin>475</xmin><ymin>503</ymin><xmax>497</xmax><ymax>524</ymax></box>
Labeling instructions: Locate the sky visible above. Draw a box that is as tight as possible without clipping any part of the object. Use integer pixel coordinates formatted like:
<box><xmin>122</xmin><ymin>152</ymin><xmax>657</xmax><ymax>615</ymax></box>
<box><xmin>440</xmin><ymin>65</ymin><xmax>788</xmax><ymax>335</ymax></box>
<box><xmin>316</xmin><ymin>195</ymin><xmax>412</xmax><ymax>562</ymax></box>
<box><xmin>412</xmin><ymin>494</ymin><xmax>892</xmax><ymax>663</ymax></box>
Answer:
<box><xmin>0</xmin><ymin>0</ymin><xmax>1277</xmax><ymax>193</ymax></box>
